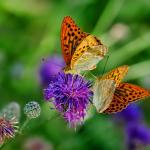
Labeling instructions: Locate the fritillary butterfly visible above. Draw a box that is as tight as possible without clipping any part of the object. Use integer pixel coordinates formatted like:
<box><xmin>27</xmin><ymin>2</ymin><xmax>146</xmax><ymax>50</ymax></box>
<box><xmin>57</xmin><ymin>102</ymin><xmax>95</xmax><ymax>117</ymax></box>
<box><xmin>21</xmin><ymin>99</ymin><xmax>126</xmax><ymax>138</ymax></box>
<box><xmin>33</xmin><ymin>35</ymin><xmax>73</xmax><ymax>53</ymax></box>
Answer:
<box><xmin>93</xmin><ymin>65</ymin><xmax>150</xmax><ymax>113</ymax></box>
<box><xmin>61</xmin><ymin>16</ymin><xmax>107</xmax><ymax>72</ymax></box>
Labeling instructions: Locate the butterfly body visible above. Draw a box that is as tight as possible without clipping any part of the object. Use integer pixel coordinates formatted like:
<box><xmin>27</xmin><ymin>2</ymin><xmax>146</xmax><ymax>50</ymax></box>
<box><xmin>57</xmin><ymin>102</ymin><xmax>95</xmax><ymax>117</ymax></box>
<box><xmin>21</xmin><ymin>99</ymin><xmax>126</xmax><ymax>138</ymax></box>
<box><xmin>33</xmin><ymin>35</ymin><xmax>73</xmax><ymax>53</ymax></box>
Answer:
<box><xmin>61</xmin><ymin>16</ymin><xmax>107</xmax><ymax>72</ymax></box>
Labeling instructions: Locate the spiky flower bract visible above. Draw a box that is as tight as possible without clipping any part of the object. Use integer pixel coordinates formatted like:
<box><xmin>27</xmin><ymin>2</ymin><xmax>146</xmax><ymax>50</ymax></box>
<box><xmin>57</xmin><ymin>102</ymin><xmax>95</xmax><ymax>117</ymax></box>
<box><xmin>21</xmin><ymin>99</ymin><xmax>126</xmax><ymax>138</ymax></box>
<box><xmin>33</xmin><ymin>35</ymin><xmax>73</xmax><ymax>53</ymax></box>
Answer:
<box><xmin>0</xmin><ymin>116</ymin><xmax>18</xmax><ymax>144</ymax></box>
<box><xmin>43</xmin><ymin>72</ymin><xmax>93</xmax><ymax>128</ymax></box>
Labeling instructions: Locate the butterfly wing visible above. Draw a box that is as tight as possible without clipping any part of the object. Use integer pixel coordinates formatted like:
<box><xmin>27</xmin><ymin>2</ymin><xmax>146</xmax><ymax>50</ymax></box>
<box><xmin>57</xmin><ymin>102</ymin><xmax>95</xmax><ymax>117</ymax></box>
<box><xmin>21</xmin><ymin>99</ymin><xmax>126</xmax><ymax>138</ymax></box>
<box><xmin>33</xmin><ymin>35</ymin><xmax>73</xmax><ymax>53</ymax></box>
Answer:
<box><xmin>93</xmin><ymin>79</ymin><xmax>116</xmax><ymax>113</ymax></box>
<box><xmin>104</xmin><ymin>83</ymin><xmax>150</xmax><ymax>113</ymax></box>
<box><xmin>71</xmin><ymin>35</ymin><xmax>107</xmax><ymax>71</ymax></box>
<box><xmin>100</xmin><ymin>65</ymin><xmax>129</xmax><ymax>87</ymax></box>
<box><xmin>61</xmin><ymin>16</ymin><xmax>88</xmax><ymax>65</ymax></box>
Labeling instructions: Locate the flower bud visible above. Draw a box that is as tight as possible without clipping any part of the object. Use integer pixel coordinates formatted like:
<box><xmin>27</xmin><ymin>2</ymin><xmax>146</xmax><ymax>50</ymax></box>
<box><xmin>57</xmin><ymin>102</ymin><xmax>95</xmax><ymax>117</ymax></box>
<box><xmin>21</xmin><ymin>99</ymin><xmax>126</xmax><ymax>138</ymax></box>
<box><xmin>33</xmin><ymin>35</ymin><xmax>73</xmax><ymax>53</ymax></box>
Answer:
<box><xmin>24</xmin><ymin>101</ymin><xmax>41</xmax><ymax>119</ymax></box>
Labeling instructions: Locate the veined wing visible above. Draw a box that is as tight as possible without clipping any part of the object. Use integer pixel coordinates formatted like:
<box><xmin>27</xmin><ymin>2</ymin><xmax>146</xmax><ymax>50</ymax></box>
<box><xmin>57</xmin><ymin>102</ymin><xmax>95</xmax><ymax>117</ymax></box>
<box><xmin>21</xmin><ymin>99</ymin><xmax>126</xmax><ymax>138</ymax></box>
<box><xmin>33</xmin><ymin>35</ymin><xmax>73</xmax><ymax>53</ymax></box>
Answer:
<box><xmin>93</xmin><ymin>79</ymin><xmax>115</xmax><ymax>113</ymax></box>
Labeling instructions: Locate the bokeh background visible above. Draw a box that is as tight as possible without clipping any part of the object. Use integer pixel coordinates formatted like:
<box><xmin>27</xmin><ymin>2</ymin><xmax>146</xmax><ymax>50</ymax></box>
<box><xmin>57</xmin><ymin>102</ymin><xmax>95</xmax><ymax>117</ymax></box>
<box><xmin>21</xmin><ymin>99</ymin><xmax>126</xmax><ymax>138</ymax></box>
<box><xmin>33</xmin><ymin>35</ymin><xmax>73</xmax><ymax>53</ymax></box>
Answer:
<box><xmin>0</xmin><ymin>0</ymin><xmax>150</xmax><ymax>149</ymax></box>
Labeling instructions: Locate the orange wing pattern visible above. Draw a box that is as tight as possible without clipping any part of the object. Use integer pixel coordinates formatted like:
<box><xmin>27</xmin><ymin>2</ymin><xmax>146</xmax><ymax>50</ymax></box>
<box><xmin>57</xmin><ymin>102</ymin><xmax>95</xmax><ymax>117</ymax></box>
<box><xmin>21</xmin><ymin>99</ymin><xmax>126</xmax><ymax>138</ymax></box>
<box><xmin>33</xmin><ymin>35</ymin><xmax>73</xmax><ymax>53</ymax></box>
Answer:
<box><xmin>61</xmin><ymin>16</ymin><xmax>88</xmax><ymax>65</ymax></box>
<box><xmin>100</xmin><ymin>65</ymin><xmax>129</xmax><ymax>87</ymax></box>
<box><xmin>71</xmin><ymin>35</ymin><xmax>103</xmax><ymax>65</ymax></box>
<box><xmin>104</xmin><ymin>83</ymin><xmax>150</xmax><ymax>113</ymax></box>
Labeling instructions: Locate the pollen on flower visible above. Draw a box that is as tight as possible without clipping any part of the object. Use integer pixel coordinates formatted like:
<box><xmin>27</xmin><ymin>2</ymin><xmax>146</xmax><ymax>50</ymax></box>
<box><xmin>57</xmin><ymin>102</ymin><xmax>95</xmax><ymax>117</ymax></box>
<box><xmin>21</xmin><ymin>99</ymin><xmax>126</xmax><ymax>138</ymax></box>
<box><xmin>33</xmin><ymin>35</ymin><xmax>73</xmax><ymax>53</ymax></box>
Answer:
<box><xmin>43</xmin><ymin>72</ymin><xmax>93</xmax><ymax>128</ymax></box>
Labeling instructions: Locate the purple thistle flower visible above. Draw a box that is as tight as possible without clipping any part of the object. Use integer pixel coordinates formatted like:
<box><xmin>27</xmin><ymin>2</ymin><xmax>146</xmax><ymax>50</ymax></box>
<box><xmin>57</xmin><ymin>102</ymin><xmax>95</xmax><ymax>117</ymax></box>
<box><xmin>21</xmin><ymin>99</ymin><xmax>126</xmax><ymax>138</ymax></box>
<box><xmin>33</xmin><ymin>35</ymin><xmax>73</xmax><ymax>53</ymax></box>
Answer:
<box><xmin>39</xmin><ymin>55</ymin><xmax>65</xmax><ymax>87</ymax></box>
<box><xmin>43</xmin><ymin>72</ymin><xmax>93</xmax><ymax>128</ymax></box>
<box><xmin>0</xmin><ymin>116</ymin><xmax>18</xmax><ymax>144</ymax></box>
<box><xmin>126</xmin><ymin>123</ymin><xmax>150</xmax><ymax>150</ymax></box>
<box><xmin>115</xmin><ymin>104</ymin><xmax>143</xmax><ymax>124</ymax></box>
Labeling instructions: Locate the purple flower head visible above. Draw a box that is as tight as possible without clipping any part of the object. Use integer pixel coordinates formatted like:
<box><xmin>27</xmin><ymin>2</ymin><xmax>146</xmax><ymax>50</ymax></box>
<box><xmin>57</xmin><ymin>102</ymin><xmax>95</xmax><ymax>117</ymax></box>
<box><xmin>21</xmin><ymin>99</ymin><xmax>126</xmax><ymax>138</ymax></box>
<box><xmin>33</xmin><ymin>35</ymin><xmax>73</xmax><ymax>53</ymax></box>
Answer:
<box><xmin>126</xmin><ymin>123</ymin><xmax>150</xmax><ymax>150</ymax></box>
<box><xmin>115</xmin><ymin>104</ymin><xmax>143</xmax><ymax>124</ymax></box>
<box><xmin>43</xmin><ymin>72</ymin><xmax>93</xmax><ymax>128</ymax></box>
<box><xmin>39</xmin><ymin>55</ymin><xmax>65</xmax><ymax>87</ymax></box>
<box><xmin>0</xmin><ymin>116</ymin><xmax>18</xmax><ymax>144</ymax></box>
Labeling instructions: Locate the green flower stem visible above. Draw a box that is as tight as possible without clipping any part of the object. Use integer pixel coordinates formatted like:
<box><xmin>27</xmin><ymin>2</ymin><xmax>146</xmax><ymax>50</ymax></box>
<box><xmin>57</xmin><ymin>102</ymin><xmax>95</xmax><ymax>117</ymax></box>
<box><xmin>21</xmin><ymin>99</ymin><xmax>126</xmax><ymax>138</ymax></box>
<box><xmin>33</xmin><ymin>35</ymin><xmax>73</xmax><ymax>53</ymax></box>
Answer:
<box><xmin>92</xmin><ymin>0</ymin><xmax>124</xmax><ymax>35</ymax></box>
<box><xmin>19</xmin><ymin>118</ymin><xmax>30</xmax><ymax>134</ymax></box>
<box><xmin>30</xmin><ymin>113</ymin><xmax>59</xmax><ymax>131</ymax></box>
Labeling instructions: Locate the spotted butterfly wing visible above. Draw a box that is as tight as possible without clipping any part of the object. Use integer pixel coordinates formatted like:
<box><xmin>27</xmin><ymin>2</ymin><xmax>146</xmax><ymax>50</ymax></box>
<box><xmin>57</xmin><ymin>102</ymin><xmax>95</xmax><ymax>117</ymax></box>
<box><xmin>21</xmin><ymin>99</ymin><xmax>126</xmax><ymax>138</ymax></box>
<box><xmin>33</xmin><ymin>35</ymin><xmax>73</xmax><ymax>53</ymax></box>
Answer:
<box><xmin>61</xmin><ymin>16</ymin><xmax>88</xmax><ymax>66</ymax></box>
<box><xmin>104</xmin><ymin>83</ymin><xmax>150</xmax><ymax>113</ymax></box>
<box><xmin>93</xmin><ymin>65</ymin><xmax>129</xmax><ymax>113</ymax></box>
<box><xmin>100</xmin><ymin>65</ymin><xmax>129</xmax><ymax>87</ymax></box>
<box><xmin>71</xmin><ymin>35</ymin><xmax>107</xmax><ymax>71</ymax></box>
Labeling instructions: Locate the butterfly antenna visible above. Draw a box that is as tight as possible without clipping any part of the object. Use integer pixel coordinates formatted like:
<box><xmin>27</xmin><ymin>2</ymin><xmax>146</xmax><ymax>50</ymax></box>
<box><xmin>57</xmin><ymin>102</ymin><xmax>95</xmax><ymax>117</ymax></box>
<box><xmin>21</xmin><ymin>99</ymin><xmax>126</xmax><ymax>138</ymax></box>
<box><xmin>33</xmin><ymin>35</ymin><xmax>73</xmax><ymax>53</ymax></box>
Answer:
<box><xmin>102</xmin><ymin>55</ymin><xmax>109</xmax><ymax>75</ymax></box>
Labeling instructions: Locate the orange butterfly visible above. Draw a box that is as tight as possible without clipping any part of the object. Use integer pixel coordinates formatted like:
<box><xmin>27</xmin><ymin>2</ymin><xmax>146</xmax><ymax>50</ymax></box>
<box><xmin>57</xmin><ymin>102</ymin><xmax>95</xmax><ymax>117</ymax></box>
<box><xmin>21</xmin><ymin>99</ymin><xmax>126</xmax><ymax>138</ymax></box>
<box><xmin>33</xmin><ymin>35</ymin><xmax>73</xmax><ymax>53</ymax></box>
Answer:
<box><xmin>93</xmin><ymin>65</ymin><xmax>150</xmax><ymax>113</ymax></box>
<box><xmin>61</xmin><ymin>16</ymin><xmax>107</xmax><ymax>73</ymax></box>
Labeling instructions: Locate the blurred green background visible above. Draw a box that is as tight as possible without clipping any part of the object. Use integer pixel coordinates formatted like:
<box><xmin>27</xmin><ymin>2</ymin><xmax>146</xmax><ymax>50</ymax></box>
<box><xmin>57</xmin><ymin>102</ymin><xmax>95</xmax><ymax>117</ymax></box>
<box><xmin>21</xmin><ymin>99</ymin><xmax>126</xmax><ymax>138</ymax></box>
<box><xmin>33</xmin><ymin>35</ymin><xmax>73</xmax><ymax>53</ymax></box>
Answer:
<box><xmin>0</xmin><ymin>0</ymin><xmax>150</xmax><ymax>149</ymax></box>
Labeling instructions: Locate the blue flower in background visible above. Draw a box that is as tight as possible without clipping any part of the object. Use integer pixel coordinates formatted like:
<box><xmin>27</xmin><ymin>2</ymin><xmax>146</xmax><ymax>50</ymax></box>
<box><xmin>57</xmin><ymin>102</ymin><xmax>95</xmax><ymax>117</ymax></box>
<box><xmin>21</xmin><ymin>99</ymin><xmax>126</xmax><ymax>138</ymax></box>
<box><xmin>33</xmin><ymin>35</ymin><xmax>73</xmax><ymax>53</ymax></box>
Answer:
<box><xmin>115</xmin><ymin>104</ymin><xmax>150</xmax><ymax>150</ymax></box>
<box><xmin>115</xmin><ymin>104</ymin><xmax>143</xmax><ymax>124</ymax></box>
<box><xmin>39</xmin><ymin>55</ymin><xmax>65</xmax><ymax>87</ymax></box>
<box><xmin>126</xmin><ymin>123</ymin><xmax>150</xmax><ymax>150</ymax></box>
<box><xmin>43</xmin><ymin>72</ymin><xmax>93</xmax><ymax>128</ymax></box>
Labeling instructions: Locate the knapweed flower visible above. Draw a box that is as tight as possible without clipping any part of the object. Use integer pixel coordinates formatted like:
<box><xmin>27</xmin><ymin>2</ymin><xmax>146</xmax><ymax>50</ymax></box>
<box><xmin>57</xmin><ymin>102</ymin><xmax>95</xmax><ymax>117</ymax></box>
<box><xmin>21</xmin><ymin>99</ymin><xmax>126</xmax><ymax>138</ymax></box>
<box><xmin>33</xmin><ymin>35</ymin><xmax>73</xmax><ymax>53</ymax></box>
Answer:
<box><xmin>39</xmin><ymin>55</ymin><xmax>65</xmax><ymax>87</ymax></box>
<box><xmin>0</xmin><ymin>116</ymin><xmax>18</xmax><ymax>144</ymax></box>
<box><xmin>24</xmin><ymin>101</ymin><xmax>41</xmax><ymax>119</ymax></box>
<box><xmin>43</xmin><ymin>72</ymin><xmax>93</xmax><ymax>128</ymax></box>
<box><xmin>126</xmin><ymin>123</ymin><xmax>150</xmax><ymax>150</ymax></box>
